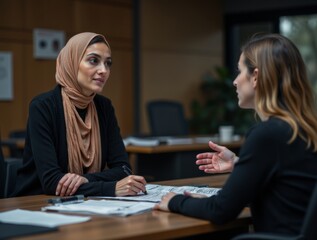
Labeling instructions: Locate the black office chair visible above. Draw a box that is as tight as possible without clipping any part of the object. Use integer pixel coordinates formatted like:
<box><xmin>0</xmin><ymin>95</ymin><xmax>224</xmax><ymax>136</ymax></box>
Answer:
<box><xmin>8</xmin><ymin>129</ymin><xmax>26</xmax><ymax>158</ymax></box>
<box><xmin>232</xmin><ymin>182</ymin><xmax>317</xmax><ymax>240</ymax></box>
<box><xmin>147</xmin><ymin>100</ymin><xmax>189</xmax><ymax>136</ymax></box>
<box><xmin>0</xmin><ymin>141</ymin><xmax>23</xmax><ymax>198</ymax></box>
<box><xmin>0</xmin><ymin>142</ymin><xmax>6</xmax><ymax>198</ymax></box>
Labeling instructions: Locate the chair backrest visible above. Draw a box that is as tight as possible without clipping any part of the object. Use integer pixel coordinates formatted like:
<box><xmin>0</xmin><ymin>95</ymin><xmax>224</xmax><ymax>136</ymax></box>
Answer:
<box><xmin>300</xmin><ymin>181</ymin><xmax>317</xmax><ymax>240</ymax></box>
<box><xmin>8</xmin><ymin>130</ymin><xmax>26</xmax><ymax>158</ymax></box>
<box><xmin>147</xmin><ymin>100</ymin><xmax>189</xmax><ymax>136</ymax></box>
<box><xmin>0</xmin><ymin>140</ymin><xmax>23</xmax><ymax>198</ymax></box>
<box><xmin>0</xmin><ymin>143</ymin><xmax>6</xmax><ymax>198</ymax></box>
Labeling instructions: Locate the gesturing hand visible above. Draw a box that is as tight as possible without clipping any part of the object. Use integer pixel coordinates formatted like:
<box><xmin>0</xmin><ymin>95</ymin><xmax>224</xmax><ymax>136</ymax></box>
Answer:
<box><xmin>56</xmin><ymin>173</ymin><xmax>89</xmax><ymax>196</ymax></box>
<box><xmin>115</xmin><ymin>175</ymin><xmax>147</xmax><ymax>196</ymax></box>
<box><xmin>196</xmin><ymin>141</ymin><xmax>237</xmax><ymax>174</ymax></box>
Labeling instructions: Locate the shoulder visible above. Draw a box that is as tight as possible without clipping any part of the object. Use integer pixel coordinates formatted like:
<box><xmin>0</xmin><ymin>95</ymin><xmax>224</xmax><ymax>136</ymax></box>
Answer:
<box><xmin>246</xmin><ymin>117</ymin><xmax>292</xmax><ymax>145</ymax></box>
<box><xmin>29</xmin><ymin>86</ymin><xmax>62</xmax><ymax>114</ymax></box>
<box><xmin>30</xmin><ymin>85</ymin><xmax>61</xmax><ymax>106</ymax></box>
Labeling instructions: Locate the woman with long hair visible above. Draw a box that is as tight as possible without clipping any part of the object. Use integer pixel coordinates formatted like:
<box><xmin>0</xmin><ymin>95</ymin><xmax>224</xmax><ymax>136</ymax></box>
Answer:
<box><xmin>155</xmin><ymin>33</ymin><xmax>317</xmax><ymax>236</ymax></box>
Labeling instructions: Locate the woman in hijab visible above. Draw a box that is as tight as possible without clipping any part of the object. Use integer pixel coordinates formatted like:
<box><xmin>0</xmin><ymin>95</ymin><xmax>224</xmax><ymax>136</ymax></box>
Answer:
<box><xmin>12</xmin><ymin>32</ymin><xmax>147</xmax><ymax>197</ymax></box>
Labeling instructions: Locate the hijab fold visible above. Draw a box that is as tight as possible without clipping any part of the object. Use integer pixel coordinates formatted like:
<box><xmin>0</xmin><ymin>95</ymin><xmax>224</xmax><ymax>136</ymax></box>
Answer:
<box><xmin>55</xmin><ymin>32</ymin><xmax>108</xmax><ymax>174</ymax></box>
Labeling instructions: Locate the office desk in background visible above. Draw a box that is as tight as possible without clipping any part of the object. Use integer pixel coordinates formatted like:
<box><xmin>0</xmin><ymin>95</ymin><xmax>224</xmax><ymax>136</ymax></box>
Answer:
<box><xmin>126</xmin><ymin>138</ymin><xmax>244</xmax><ymax>181</ymax></box>
<box><xmin>0</xmin><ymin>174</ymin><xmax>251</xmax><ymax>240</ymax></box>
<box><xmin>1</xmin><ymin>137</ymin><xmax>244</xmax><ymax>181</ymax></box>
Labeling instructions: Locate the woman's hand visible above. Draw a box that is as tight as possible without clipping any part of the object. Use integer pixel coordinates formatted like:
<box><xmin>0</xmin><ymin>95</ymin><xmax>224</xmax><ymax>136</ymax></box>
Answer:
<box><xmin>154</xmin><ymin>192</ymin><xmax>177</xmax><ymax>212</ymax></box>
<box><xmin>154</xmin><ymin>190</ymin><xmax>208</xmax><ymax>212</ymax></box>
<box><xmin>196</xmin><ymin>141</ymin><xmax>237</xmax><ymax>173</ymax></box>
<box><xmin>184</xmin><ymin>191</ymin><xmax>207</xmax><ymax>198</ymax></box>
<box><xmin>115</xmin><ymin>175</ymin><xmax>147</xmax><ymax>196</ymax></box>
<box><xmin>56</xmin><ymin>173</ymin><xmax>89</xmax><ymax>196</ymax></box>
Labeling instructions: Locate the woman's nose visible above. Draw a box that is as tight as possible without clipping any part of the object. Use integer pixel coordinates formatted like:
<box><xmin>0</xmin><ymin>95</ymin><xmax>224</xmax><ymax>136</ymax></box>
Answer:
<box><xmin>98</xmin><ymin>64</ymin><xmax>108</xmax><ymax>74</ymax></box>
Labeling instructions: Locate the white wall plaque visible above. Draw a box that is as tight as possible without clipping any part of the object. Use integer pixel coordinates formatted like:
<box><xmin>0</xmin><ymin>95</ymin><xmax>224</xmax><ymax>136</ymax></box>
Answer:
<box><xmin>0</xmin><ymin>52</ymin><xmax>13</xmax><ymax>101</ymax></box>
<box><xmin>33</xmin><ymin>28</ymin><xmax>65</xmax><ymax>59</ymax></box>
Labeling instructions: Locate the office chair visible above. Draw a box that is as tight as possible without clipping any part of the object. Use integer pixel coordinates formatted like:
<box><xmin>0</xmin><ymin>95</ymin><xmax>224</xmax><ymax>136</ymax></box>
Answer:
<box><xmin>147</xmin><ymin>100</ymin><xmax>189</xmax><ymax>136</ymax></box>
<box><xmin>232</xmin><ymin>182</ymin><xmax>317</xmax><ymax>240</ymax></box>
<box><xmin>8</xmin><ymin>129</ymin><xmax>26</xmax><ymax>158</ymax></box>
<box><xmin>0</xmin><ymin>142</ymin><xmax>23</xmax><ymax>198</ymax></box>
<box><xmin>0</xmin><ymin>142</ymin><xmax>6</xmax><ymax>198</ymax></box>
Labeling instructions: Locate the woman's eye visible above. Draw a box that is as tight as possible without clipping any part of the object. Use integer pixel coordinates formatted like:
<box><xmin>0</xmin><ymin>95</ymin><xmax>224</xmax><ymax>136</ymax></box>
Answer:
<box><xmin>88</xmin><ymin>57</ymin><xmax>99</xmax><ymax>65</ymax></box>
<box><xmin>105</xmin><ymin>59</ymin><xmax>112</xmax><ymax>68</ymax></box>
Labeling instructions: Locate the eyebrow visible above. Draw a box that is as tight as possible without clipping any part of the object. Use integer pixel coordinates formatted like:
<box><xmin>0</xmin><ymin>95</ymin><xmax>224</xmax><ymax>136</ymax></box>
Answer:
<box><xmin>86</xmin><ymin>53</ymin><xmax>111</xmax><ymax>59</ymax></box>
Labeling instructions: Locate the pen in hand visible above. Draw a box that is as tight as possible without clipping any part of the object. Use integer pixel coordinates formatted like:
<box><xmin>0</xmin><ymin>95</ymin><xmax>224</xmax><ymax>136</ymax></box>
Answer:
<box><xmin>122</xmin><ymin>165</ymin><xmax>147</xmax><ymax>195</ymax></box>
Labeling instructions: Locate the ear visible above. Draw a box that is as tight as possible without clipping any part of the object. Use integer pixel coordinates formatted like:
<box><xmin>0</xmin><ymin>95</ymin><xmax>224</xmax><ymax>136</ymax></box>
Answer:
<box><xmin>252</xmin><ymin>68</ymin><xmax>258</xmax><ymax>88</ymax></box>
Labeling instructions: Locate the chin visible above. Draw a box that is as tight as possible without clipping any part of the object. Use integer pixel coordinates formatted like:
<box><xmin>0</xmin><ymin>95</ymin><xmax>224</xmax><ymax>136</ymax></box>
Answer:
<box><xmin>238</xmin><ymin>101</ymin><xmax>248</xmax><ymax>109</ymax></box>
<box><xmin>93</xmin><ymin>86</ymin><xmax>104</xmax><ymax>93</ymax></box>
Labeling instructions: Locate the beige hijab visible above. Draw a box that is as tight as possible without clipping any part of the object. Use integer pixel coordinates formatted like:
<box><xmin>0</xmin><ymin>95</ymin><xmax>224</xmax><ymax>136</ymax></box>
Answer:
<box><xmin>55</xmin><ymin>32</ymin><xmax>110</xmax><ymax>174</ymax></box>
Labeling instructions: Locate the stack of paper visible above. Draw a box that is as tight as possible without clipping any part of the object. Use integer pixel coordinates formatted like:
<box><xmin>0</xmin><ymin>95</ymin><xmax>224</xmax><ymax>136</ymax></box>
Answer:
<box><xmin>0</xmin><ymin>209</ymin><xmax>91</xmax><ymax>228</ymax></box>
<box><xmin>124</xmin><ymin>136</ymin><xmax>193</xmax><ymax>147</ymax></box>
<box><xmin>42</xmin><ymin>200</ymin><xmax>155</xmax><ymax>217</ymax></box>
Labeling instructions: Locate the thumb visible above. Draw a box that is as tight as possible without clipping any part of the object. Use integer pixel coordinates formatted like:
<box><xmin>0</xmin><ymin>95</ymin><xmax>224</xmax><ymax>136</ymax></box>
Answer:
<box><xmin>208</xmin><ymin>141</ymin><xmax>222</xmax><ymax>152</ymax></box>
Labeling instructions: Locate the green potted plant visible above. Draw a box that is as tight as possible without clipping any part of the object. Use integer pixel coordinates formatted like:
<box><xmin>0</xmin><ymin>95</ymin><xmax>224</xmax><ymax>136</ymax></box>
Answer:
<box><xmin>189</xmin><ymin>66</ymin><xmax>254</xmax><ymax>135</ymax></box>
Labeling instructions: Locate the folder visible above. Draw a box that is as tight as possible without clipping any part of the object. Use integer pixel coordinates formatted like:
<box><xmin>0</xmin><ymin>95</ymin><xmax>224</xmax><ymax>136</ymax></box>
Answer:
<box><xmin>0</xmin><ymin>222</ymin><xmax>57</xmax><ymax>240</ymax></box>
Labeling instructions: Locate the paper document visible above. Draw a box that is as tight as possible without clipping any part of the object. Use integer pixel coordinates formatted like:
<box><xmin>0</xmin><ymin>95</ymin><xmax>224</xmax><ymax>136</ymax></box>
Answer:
<box><xmin>92</xmin><ymin>184</ymin><xmax>221</xmax><ymax>203</ymax></box>
<box><xmin>124</xmin><ymin>136</ymin><xmax>193</xmax><ymax>147</ymax></box>
<box><xmin>42</xmin><ymin>199</ymin><xmax>155</xmax><ymax>217</ymax></box>
<box><xmin>0</xmin><ymin>209</ymin><xmax>90</xmax><ymax>228</ymax></box>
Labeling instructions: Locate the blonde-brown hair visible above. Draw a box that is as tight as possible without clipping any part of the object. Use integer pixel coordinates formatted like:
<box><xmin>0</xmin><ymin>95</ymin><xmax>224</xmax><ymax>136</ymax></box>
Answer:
<box><xmin>242</xmin><ymin>33</ymin><xmax>317</xmax><ymax>151</ymax></box>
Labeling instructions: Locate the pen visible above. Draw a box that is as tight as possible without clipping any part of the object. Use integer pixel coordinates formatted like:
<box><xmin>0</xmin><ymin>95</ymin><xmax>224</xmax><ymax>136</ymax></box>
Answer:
<box><xmin>122</xmin><ymin>165</ymin><xmax>147</xmax><ymax>195</ymax></box>
<box><xmin>48</xmin><ymin>195</ymin><xmax>85</xmax><ymax>205</ymax></box>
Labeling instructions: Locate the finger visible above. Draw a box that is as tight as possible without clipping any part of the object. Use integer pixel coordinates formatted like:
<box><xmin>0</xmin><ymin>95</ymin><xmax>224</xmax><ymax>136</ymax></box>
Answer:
<box><xmin>208</xmin><ymin>141</ymin><xmax>223</xmax><ymax>152</ymax></box>
<box><xmin>56</xmin><ymin>174</ymin><xmax>70</xmax><ymax>195</ymax></box>
<box><xmin>70</xmin><ymin>177</ymin><xmax>88</xmax><ymax>195</ymax></box>
<box><xmin>131</xmin><ymin>175</ymin><xmax>147</xmax><ymax>185</ymax></box>
<box><xmin>204</xmin><ymin>168</ymin><xmax>219</xmax><ymax>173</ymax></box>
<box><xmin>196</xmin><ymin>152</ymin><xmax>213</xmax><ymax>159</ymax></box>
<box><xmin>196</xmin><ymin>158</ymin><xmax>212</xmax><ymax>165</ymax></box>
<box><xmin>129</xmin><ymin>176</ymin><xmax>147</xmax><ymax>192</ymax></box>
<box><xmin>116</xmin><ymin>181</ymin><xmax>139</xmax><ymax>196</ymax></box>
<box><xmin>60</xmin><ymin>174</ymin><xmax>75</xmax><ymax>196</ymax></box>
<box><xmin>153</xmin><ymin>203</ymin><xmax>161</xmax><ymax>210</ymax></box>
<box><xmin>184</xmin><ymin>191</ymin><xmax>193</xmax><ymax>197</ymax></box>
<box><xmin>66</xmin><ymin>175</ymin><xmax>81</xmax><ymax>196</ymax></box>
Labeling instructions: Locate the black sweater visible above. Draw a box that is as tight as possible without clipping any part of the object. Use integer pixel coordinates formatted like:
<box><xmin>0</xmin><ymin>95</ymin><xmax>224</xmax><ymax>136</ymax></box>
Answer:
<box><xmin>12</xmin><ymin>85</ymin><xmax>130</xmax><ymax>197</ymax></box>
<box><xmin>169</xmin><ymin>117</ymin><xmax>317</xmax><ymax>235</ymax></box>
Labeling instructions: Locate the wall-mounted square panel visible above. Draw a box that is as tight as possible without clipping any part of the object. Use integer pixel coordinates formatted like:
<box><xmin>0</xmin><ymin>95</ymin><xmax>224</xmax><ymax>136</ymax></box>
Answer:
<box><xmin>0</xmin><ymin>52</ymin><xmax>13</xmax><ymax>101</ymax></box>
<box><xmin>33</xmin><ymin>29</ymin><xmax>65</xmax><ymax>60</ymax></box>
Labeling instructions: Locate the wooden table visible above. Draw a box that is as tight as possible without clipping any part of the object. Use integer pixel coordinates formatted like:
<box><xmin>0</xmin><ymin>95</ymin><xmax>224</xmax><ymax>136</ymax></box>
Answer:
<box><xmin>0</xmin><ymin>174</ymin><xmax>251</xmax><ymax>240</ymax></box>
<box><xmin>126</xmin><ymin>138</ymin><xmax>244</xmax><ymax>181</ymax></box>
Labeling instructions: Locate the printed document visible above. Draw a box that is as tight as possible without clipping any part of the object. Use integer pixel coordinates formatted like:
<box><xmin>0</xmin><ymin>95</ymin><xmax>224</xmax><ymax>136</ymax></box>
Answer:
<box><xmin>92</xmin><ymin>184</ymin><xmax>221</xmax><ymax>203</ymax></box>
<box><xmin>42</xmin><ymin>199</ymin><xmax>155</xmax><ymax>217</ymax></box>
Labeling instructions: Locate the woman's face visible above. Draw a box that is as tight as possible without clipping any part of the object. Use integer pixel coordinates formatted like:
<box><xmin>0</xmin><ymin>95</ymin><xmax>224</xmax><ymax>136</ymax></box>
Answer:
<box><xmin>233</xmin><ymin>53</ymin><xmax>257</xmax><ymax>109</ymax></box>
<box><xmin>77</xmin><ymin>42</ymin><xmax>112</xmax><ymax>96</ymax></box>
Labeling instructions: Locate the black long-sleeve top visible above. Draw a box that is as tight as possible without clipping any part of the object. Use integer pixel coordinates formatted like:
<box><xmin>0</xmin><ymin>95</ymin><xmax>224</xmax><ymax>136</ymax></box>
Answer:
<box><xmin>12</xmin><ymin>85</ymin><xmax>130</xmax><ymax>197</ymax></box>
<box><xmin>169</xmin><ymin>117</ymin><xmax>317</xmax><ymax>235</ymax></box>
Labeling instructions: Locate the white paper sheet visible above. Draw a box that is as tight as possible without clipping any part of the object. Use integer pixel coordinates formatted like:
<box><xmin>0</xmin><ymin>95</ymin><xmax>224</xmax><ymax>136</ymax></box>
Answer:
<box><xmin>0</xmin><ymin>209</ymin><xmax>91</xmax><ymax>228</ymax></box>
<box><xmin>42</xmin><ymin>199</ymin><xmax>155</xmax><ymax>217</ymax></box>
